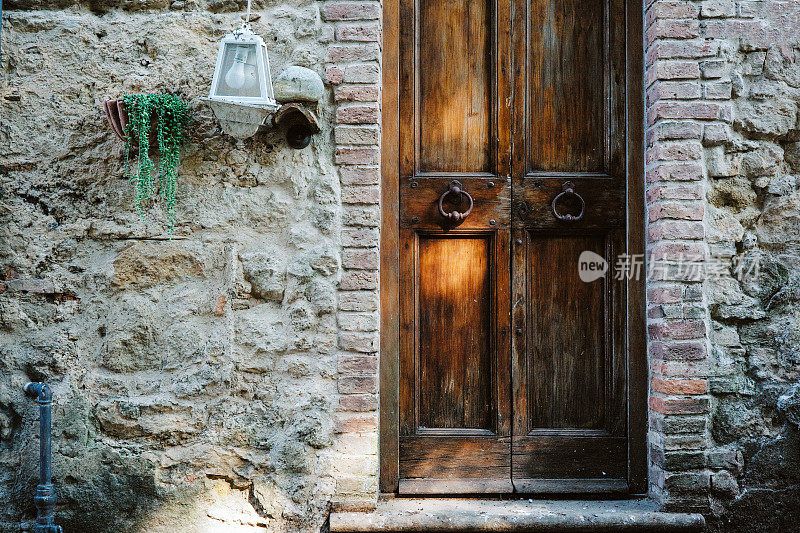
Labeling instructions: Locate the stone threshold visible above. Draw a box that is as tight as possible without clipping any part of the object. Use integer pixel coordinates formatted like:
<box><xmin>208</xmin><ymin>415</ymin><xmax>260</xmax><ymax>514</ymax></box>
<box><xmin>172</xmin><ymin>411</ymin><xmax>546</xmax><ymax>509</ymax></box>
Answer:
<box><xmin>330</xmin><ymin>497</ymin><xmax>705</xmax><ymax>532</ymax></box>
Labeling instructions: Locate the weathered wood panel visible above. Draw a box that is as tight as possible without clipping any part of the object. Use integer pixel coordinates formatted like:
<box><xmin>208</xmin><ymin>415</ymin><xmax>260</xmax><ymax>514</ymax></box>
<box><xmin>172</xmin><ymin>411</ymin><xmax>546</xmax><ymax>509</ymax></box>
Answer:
<box><xmin>418</xmin><ymin>0</ymin><xmax>493</xmax><ymax>173</ymax></box>
<box><xmin>526</xmin><ymin>234</ymin><xmax>607</xmax><ymax>429</ymax></box>
<box><xmin>400</xmin><ymin>436</ymin><xmax>511</xmax><ymax>479</ymax></box>
<box><xmin>400</xmin><ymin>177</ymin><xmax>511</xmax><ymax>230</ymax></box>
<box><xmin>380</xmin><ymin>0</ymin><xmax>401</xmax><ymax>493</ymax></box>
<box><xmin>418</xmin><ymin>236</ymin><xmax>493</xmax><ymax>429</ymax></box>
<box><xmin>512</xmin><ymin>434</ymin><xmax>627</xmax><ymax>480</ymax></box>
<box><xmin>528</xmin><ymin>0</ymin><xmax>605</xmax><ymax>173</ymax></box>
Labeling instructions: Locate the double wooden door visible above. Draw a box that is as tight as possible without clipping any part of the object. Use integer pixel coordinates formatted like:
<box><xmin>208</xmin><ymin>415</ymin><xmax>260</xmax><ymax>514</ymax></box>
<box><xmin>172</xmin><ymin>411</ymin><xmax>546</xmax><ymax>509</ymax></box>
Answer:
<box><xmin>396</xmin><ymin>0</ymin><xmax>643</xmax><ymax>494</ymax></box>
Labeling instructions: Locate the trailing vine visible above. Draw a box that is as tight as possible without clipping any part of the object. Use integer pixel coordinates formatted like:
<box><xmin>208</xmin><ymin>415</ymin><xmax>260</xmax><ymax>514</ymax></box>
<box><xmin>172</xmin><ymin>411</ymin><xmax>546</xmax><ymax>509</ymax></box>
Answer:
<box><xmin>123</xmin><ymin>93</ymin><xmax>190</xmax><ymax>232</ymax></box>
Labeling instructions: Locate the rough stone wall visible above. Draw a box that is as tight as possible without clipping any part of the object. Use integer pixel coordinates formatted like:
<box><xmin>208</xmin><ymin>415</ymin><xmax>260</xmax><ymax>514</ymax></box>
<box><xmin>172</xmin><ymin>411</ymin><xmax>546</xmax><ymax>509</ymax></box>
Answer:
<box><xmin>0</xmin><ymin>1</ymin><xmax>381</xmax><ymax>531</ymax></box>
<box><xmin>645</xmin><ymin>0</ymin><xmax>800</xmax><ymax>528</ymax></box>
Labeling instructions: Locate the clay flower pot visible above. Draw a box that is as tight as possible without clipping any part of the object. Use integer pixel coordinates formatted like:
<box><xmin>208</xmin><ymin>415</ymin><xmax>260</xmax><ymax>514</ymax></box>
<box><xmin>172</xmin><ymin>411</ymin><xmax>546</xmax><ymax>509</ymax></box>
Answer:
<box><xmin>103</xmin><ymin>99</ymin><xmax>157</xmax><ymax>148</ymax></box>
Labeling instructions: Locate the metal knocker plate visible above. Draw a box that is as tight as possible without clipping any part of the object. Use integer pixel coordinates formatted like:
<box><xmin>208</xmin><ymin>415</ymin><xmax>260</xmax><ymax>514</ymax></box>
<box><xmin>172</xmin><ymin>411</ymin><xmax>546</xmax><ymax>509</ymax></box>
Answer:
<box><xmin>438</xmin><ymin>180</ymin><xmax>474</xmax><ymax>222</ymax></box>
<box><xmin>552</xmin><ymin>181</ymin><xmax>585</xmax><ymax>222</ymax></box>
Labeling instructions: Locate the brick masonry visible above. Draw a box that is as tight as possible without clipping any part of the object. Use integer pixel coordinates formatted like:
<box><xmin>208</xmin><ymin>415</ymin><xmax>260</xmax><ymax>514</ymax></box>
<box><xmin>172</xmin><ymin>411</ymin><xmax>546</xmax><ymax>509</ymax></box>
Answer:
<box><xmin>1</xmin><ymin>0</ymin><xmax>799</xmax><ymax>530</ymax></box>
<box><xmin>323</xmin><ymin>0</ymin><xmax>383</xmax><ymax>512</ymax></box>
<box><xmin>646</xmin><ymin>0</ymin><xmax>717</xmax><ymax>512</ymax></box>
<box><xmin>645</xmin><ymin>1</ymin><xmax>800</xmax><ymax>524</ymax></box>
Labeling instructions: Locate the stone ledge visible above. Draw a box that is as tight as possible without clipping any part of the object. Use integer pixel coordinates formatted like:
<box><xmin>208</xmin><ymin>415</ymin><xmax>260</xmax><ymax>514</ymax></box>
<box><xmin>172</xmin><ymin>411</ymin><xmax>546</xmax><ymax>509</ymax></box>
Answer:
<box><xmin>330</xmin><ymin>498</ymin><xmax>705</xmax><ymax>532</ymax></box>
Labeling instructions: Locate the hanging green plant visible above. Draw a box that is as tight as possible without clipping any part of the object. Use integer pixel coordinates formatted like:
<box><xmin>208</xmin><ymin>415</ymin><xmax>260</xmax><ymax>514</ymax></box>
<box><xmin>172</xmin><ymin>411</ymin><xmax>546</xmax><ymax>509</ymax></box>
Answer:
<box><xmin>121</xmin><ymin>93</ymin><xmax>190</xmax><ymax>231</ymax></box>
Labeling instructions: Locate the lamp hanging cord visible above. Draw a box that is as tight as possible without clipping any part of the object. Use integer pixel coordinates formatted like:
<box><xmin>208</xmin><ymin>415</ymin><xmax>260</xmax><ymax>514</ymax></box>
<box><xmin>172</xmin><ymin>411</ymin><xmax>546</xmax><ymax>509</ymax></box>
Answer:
<box><xmin>244</xmin><ymin>0</ymin><xmax>251</xmax><ymax>27</ymax></box>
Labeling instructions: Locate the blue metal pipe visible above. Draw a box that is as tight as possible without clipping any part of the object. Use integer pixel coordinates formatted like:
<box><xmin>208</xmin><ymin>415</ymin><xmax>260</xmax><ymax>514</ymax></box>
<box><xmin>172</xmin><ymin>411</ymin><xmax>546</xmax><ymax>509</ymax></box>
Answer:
<box><xmin>24</xmin><ymin>382</ymin><xmax>63</xmax><ymax>533</ymax></box>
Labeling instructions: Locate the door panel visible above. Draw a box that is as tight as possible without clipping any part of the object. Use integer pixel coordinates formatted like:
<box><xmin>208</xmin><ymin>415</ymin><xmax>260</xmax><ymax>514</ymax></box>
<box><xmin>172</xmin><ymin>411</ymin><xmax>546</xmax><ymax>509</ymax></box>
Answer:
<box><xmin>526</xmin><ymin>234</ymin><xmax>607</xmax><ymax>430</ymax></box>
<box><xmin>418</xmin><ymin>0</ymin><xmax>492</xmax><ymax>173</ymax></box>
<box><xmin>528</xmin><ymin>0</ymin><xmax>605</xmax><ymax>173</ymax></box>
<box><xmin>418</xmin><ymin>236</ymin><xmax>493</xmax><ymax>430</ymax></box>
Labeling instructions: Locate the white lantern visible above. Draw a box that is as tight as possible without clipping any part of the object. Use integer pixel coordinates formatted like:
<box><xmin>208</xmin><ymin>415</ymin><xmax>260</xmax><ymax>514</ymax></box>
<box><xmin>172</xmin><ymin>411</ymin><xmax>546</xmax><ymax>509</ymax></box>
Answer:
<box><xmin>208</xmin><ymin>1</ymin><xmax>278</xmax><ymax>110</ymax></box>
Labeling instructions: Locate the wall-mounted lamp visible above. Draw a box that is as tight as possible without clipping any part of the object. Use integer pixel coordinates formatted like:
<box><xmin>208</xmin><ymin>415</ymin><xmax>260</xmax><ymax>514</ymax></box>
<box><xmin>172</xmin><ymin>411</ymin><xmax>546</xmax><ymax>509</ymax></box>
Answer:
<box><xmin>205</xmin><ymin>0</ymin><xmax>279</xmax><ymax>139</ymax></box>
<box><xmin>204</xmin><ymin>0</ymin><xmax>322</xmax><ymax>147</ymax></box>
<box><xmin>207</xmin><ymin>27</ymin><xmax>277</xmax><ymax>110</ymax></box>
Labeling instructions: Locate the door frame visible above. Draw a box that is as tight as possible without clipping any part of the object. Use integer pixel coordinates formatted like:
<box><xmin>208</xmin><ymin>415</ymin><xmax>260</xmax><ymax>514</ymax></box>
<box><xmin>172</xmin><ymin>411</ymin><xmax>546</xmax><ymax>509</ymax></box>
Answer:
<box><xmin>379</xmin><ymin>0</ymin><xmax>646</xmax><ymax>494</ymax></box>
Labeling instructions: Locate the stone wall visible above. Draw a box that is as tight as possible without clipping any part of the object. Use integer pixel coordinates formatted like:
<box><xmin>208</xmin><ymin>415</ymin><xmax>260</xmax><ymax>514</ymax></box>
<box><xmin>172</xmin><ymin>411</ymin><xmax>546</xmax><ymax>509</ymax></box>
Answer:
<box><xmin>645</xmin><ymin>0</ymin><xmax>800</xmax><ymax>529</ymax></box>
<box><xmin>0</xmin><ymin>1</ymin><xmax>381</xmax><ymax>531</ymax></box>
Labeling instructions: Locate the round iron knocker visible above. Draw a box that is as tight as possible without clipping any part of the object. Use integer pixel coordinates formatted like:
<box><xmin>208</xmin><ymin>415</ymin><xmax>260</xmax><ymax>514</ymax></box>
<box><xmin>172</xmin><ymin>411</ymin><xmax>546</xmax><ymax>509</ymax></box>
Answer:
<box><xmin>551</xmin><ymin>181</ymin><xmax>585</xmax><ymax>221</ymax></box>
<box><xmin>438</xmin><ymin>180</ymin><xmax>474</xmax><ymax>222</ymax></box>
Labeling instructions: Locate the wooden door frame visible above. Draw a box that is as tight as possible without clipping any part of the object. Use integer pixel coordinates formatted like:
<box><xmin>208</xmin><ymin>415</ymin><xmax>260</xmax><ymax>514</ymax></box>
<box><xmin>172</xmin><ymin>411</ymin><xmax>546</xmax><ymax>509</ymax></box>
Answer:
<box><xmin>379</xmin><ymin>0</ymin><xmax>646</xmax><ymax>494</ymax></box>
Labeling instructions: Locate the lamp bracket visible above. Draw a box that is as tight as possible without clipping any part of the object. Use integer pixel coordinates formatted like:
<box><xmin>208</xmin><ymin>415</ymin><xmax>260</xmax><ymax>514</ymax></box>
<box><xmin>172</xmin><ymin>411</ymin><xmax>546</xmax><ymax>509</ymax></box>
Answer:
<box><xmin>203</xmin><ymin>99</ymin><xmax>320</xmax><ymax>148</ymax></box>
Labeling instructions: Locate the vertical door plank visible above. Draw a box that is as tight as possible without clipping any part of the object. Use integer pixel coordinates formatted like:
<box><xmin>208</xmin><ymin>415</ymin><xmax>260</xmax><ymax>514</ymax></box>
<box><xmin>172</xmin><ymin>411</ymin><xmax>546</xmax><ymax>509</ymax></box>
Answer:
<box><xmin>626</xmin><ymin>0</ymin><xmax>648</xmax><ymax>494</ymax></box>
<box><xmin>380</xmin><ymin>0</ymin><xmax>401</xmax><ymax>493</ymax></box>
<box><xmin>399</xmin><ymin>230</ymin><xmax>417</xmax><ymax>436</ymax></box>
<box><xmin>494</xmin><ymin>231</ymin><xmax>512</xmax><ymax>437</ymax></box>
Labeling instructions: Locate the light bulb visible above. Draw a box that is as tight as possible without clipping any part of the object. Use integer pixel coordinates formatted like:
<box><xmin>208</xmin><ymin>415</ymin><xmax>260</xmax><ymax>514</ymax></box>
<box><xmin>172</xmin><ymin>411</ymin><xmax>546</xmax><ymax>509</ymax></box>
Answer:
<box><xmin>224</xmin><ymin>46</ymin><xmax>257</xmax><ymax>92</ymax></box>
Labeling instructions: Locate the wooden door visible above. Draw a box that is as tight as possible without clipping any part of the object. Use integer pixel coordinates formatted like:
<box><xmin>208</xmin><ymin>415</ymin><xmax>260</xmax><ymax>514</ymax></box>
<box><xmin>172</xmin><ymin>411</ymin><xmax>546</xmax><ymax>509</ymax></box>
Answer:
<box><xmin>508</xmin><ymin>0</ymin><xmax>631</xmax><ymax>493</ymax></box>
<box><xmin>395</xmin><ymin>0</ymin><xmax>642</xmax><ymax>495</ymax></box>
<box><xmin>397</xmin><ymin>0</ymin><xmax>513</xmax><ymax>494</ymax></box>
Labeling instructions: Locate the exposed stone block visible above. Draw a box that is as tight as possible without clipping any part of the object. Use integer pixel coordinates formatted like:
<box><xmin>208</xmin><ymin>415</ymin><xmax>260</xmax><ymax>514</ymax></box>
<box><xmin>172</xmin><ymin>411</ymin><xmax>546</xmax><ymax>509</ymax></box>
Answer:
<box><xmin>240</xmin><ymin>247</ymin><xmax>287</xmax><ymax>301</ymax></box>
<box><xmin>342</xmin><ymin>247</ymin><xmax>379</xmax><ymax>270</ymax></box>
<box><xmin>339</xmin><ymin>394</ymin><xmax>379</xmax><ymax>412</ymax></box>
<box><xmin>336</xmin><ymin>146</ymin><xmax>380</xmax><ymax>165</ymax></box>
<box><xmin>112</xmin><ymin>241</ymin><xmax>205</xmax><ymax>288</ymax></box>
<box><xmin>341</xmin><ymin>185</ymin><xmax>380</xmax><ymax>205</ymax></box>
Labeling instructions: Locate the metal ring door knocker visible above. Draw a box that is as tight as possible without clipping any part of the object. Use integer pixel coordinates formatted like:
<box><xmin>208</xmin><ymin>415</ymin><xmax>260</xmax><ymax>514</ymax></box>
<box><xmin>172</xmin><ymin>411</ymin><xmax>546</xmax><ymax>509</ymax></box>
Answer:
<box><xmin>438</xmin><ymin>180</ymin><xmax>474</xmax><ymax>222</ymax></box>
<box><xmin>551</xmin><ymin>181</ymin><xmax>585</xmax><ymax>221</ymax></box>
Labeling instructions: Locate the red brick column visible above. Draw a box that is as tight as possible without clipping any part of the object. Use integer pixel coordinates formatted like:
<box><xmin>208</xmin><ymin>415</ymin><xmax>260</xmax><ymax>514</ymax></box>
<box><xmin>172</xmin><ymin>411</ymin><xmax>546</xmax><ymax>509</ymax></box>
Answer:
<box><xmin>644</xmin><ymin>0</ymin><xmax>734</xmax><ymax>512</ymax></box>
<box><xmin>323</xmin><ymin>0</ymin><xmax>383</xmax><ymax>511</ymax></box>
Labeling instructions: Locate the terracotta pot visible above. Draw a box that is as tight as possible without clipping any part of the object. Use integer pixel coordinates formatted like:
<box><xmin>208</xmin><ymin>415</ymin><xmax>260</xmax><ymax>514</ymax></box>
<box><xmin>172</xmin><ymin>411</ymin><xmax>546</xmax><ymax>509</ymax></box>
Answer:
<box><xmin>103</xmin><ymin>99</ymin><xmax>157</xmax><ymax>147</ymax></box>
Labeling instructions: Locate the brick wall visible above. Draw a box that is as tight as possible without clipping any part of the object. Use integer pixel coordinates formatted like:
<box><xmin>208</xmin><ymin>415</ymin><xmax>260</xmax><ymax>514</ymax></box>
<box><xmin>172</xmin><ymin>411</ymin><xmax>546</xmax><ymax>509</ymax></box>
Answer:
<box><xmin>323</xmin><ymin>0</ymin><xmax>383</xmax><ymax>512</ymax></box>
<box><xmin>645</xmin><ymin>0</ymin><xmax>718</xmax><ymax>512</ymax></box>
<box><xmin>644</xmin><ymin>0</ymin><xmax>800</xmax><ymax>518</ymax></box>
